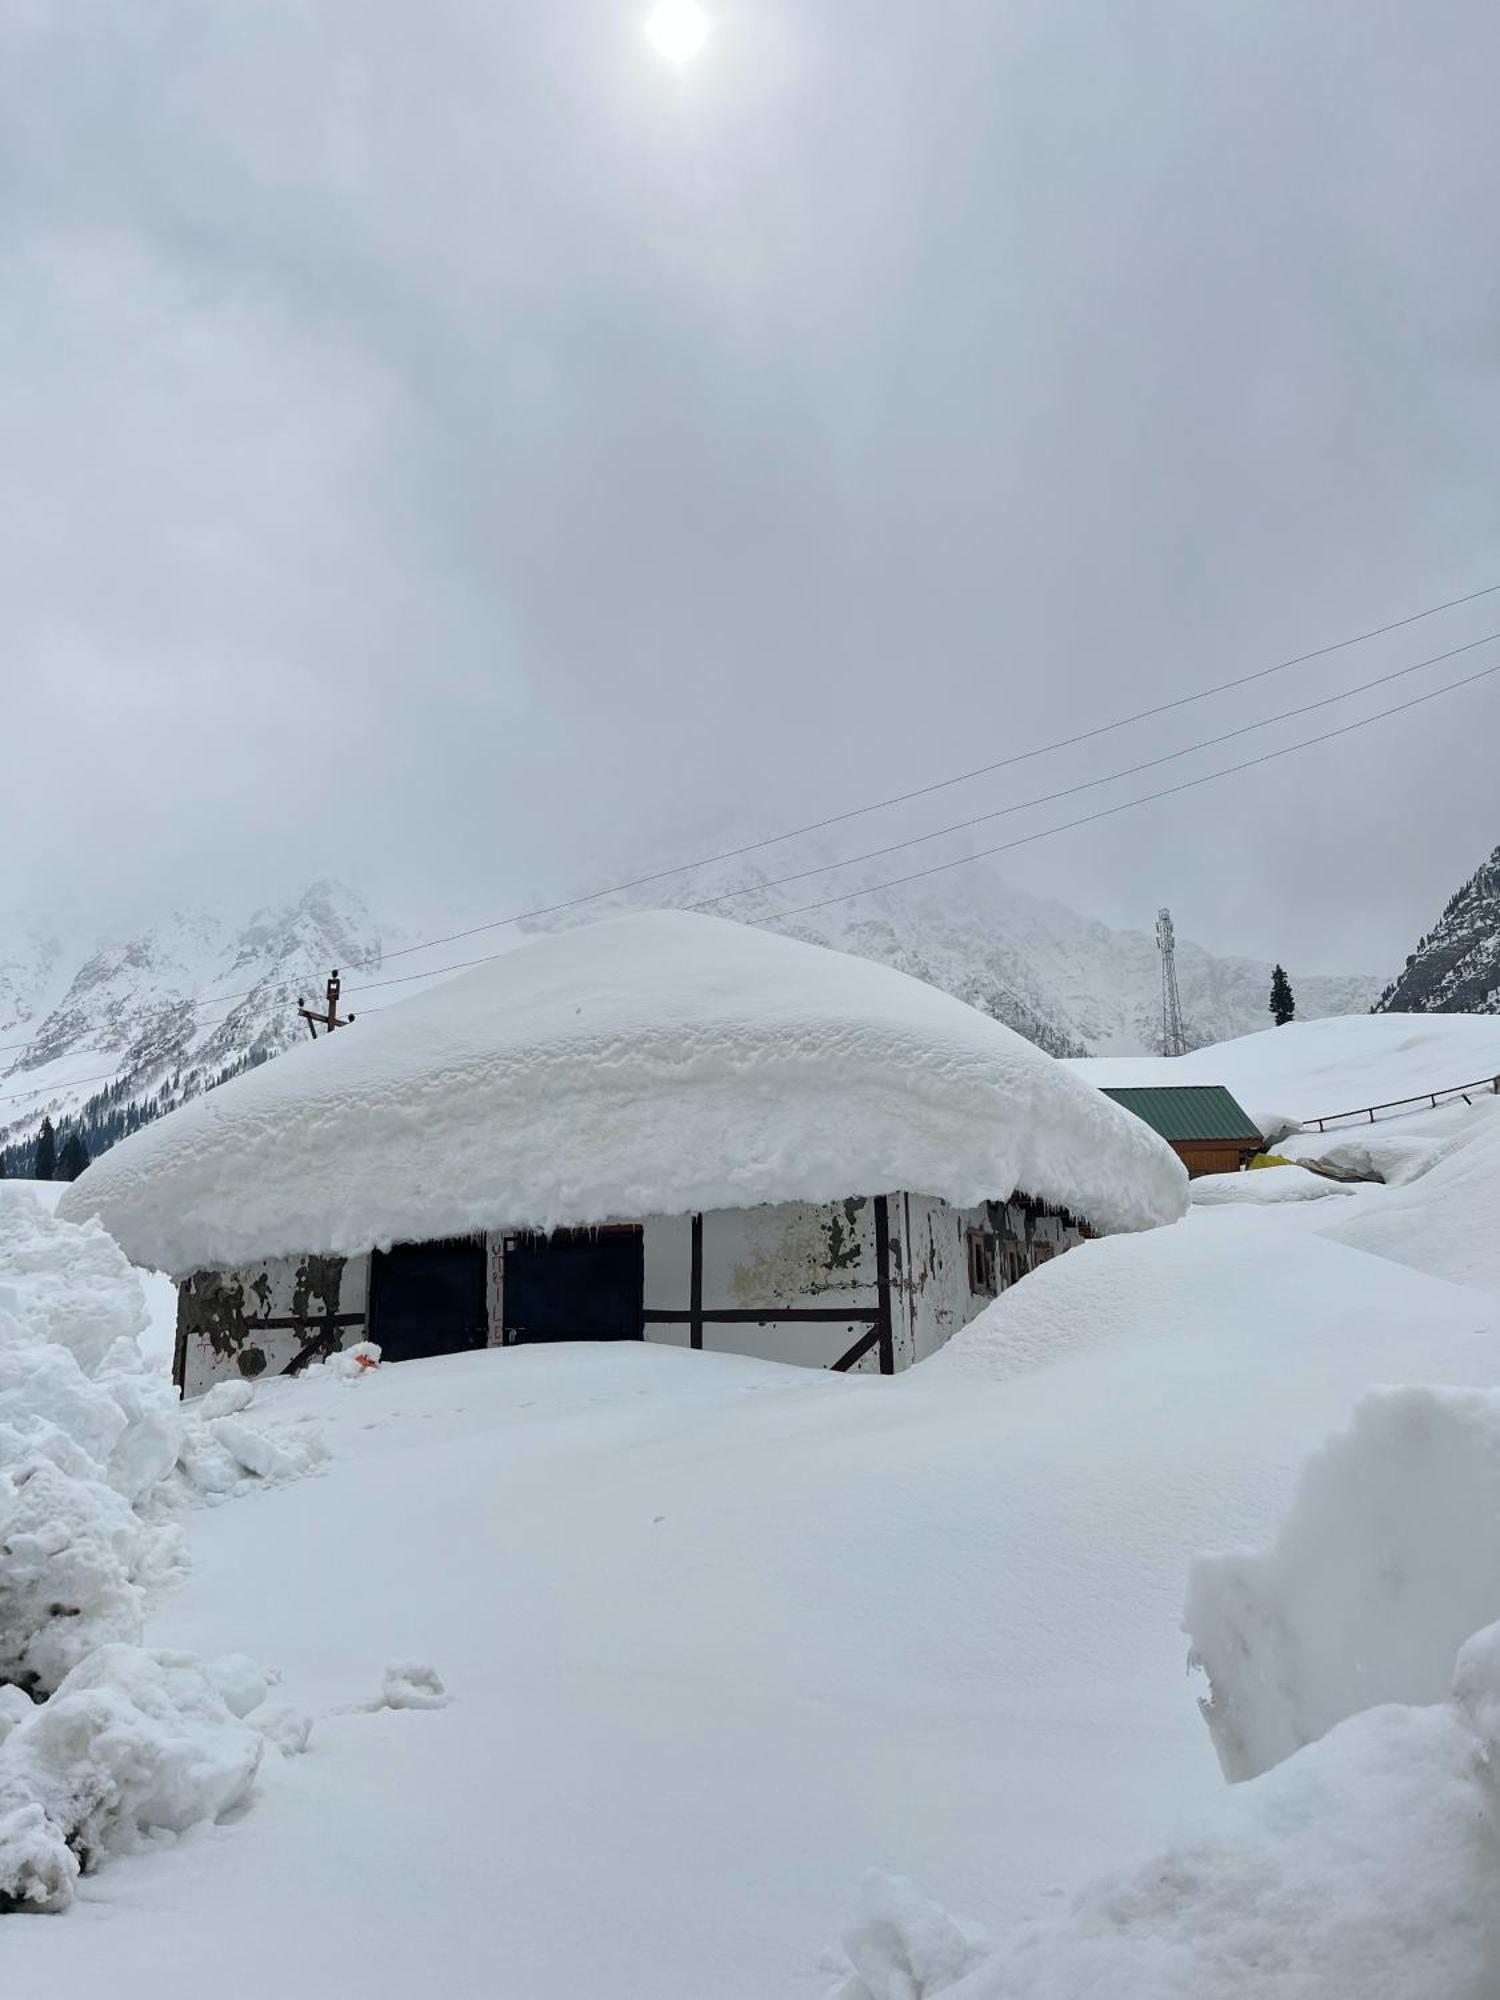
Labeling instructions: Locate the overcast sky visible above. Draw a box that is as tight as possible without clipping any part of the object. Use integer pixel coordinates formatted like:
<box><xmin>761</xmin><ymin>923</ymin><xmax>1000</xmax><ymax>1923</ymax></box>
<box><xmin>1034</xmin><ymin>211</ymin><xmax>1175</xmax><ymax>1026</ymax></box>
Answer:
<box><xmin>3</xmin><ymin>0</ymin><xmax>1499</xmax><ymax>976</ymax></box>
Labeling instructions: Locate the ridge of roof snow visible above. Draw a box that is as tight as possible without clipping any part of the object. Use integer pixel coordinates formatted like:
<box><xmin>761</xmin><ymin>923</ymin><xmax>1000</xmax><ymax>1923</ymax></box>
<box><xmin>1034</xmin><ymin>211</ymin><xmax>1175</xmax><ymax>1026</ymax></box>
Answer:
<box><xmin>59</xmin><ymin>911</ymin><xmax>1187</xmax><ymax>1274</ymax></box>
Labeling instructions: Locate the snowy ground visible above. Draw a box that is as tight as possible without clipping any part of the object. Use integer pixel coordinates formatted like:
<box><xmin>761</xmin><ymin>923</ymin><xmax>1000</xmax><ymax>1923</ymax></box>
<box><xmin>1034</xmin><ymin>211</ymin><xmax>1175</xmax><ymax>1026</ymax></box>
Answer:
<box><xmin>8</xmin><ymin>1020</ymin><xmax>1500</xmax><ymax>1993</ymax></box>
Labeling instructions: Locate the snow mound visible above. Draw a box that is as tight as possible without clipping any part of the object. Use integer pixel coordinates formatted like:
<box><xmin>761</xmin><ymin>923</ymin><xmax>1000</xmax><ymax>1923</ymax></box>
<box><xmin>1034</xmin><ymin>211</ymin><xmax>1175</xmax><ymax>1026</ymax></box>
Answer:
<box><xmin>0</xmin><ymin>1188</ymin><xmax>326</xmax><ymax>1911</ymax></box>
<box><xmin>1185</xmin><ymin>1386</ymin><xmax>1500</xmax><ymax>1781</ymax></box>
<box><xmin>1189</xmin><ymin>1165</ymin><xmax>1353</xmax><ymax>1206</ymax></box>
<box><xmin>1319</xmin><ymin>1105</ymin><xmax>1500</xmax><ymax>1291</ymax></box>
<box><xmin>826</xmin><ymin>1691</ymin><xmax>1497</xmax><ymax>2000</ymax></box>
<box><xmin>0</xmin><ymin>1645</ymin><xmax>264</xmax><ymax>1913</ymax></box>
<box><xmin>58</xmin><ymin>912</ymin><xmax>1186</xmax><ymax>1275</ymax></box>
<box><xmin>825</xmin><ymin>1384</ymin><xmax>1500</xmax><ymax>2000</ymax></box>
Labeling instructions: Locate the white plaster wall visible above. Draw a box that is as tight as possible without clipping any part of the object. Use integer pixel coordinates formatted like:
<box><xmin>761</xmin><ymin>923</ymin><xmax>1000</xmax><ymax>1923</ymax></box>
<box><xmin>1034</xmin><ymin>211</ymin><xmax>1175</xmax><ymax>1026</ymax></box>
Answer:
<box><xmin>896</xmin><ymin>1195</ymin><xmax>985</xmax><ymax>1366</ymax></box>
<box><xmin>178</xmin><ymin>1251</ymin><xmax>370</xmax><ymax>1398</ymax></box>
<box><xmin>643</xmin><ymin>1201</ymin><xmax>884</xmax><ymax>1372</ymax></box>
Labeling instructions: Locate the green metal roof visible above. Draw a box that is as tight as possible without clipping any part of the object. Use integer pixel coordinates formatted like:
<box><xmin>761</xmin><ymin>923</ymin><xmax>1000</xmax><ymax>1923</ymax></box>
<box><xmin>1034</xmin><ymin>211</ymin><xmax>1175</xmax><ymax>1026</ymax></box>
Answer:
<box><xmin>1101</xmin><ymin>1084</ymin><xmax>1263</xmax><ymax>1145</ymax></box>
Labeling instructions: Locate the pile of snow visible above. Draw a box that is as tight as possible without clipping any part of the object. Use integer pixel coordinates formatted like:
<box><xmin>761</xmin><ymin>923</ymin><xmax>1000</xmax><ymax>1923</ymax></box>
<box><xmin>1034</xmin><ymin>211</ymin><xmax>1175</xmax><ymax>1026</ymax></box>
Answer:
<box><xmin>58</xmin><ymin>911</ymin><xmax>1186</xmax><ymax>1276</ymax></box>
<box><xmin>825</xmin><ymin>1683</ymin><xmax>1497</xmax><ymax>1999</ymax></box>
<box><xmin>1189</xmin><ymin>1164</ymin><xmax>1355</xmax><ymax>1206</ymax></box>
<box><xmin>1185</xmin><ymin>1385</ymin><xmax>1500</xmax><ymax>1780</ymax></box>
<box><xmin>0</xmin><ymin>1188</ymin><xmax>323</xmax><ymax>1910</ymax></box>
<box><xmin>0</xmin><ymin>1646</ymin><xmax>269</xmax><ymax>1913</ymax></box>
<box><xmin>825</xmin><ymin>1385</ymin><xmax>1500</xmax><ymax>2000</ymax></box>
<box><xmin>1070</xmin><ymin>1011</ymin><xmax>1500</xmax><ymax>1140</ymax></box>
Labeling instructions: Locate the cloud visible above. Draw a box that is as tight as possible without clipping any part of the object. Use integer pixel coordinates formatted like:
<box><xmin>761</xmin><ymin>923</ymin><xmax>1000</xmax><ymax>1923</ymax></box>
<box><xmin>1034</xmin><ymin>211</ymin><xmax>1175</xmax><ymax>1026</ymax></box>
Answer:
<box><xmin>3</xmin><ymin>0</ymin><xmax>1499</xmax><ymax>970</ymax></box>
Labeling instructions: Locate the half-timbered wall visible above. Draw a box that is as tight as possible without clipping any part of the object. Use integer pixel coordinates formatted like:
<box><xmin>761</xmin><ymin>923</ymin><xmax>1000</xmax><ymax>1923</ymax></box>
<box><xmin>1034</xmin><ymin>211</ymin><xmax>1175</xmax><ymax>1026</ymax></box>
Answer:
<box><xmin>641</xmin><ymin>1199</ymin><xmax>885</xmax><ymax>1371</ymax></box>
<box><xmin>173</xmin><ymin>1189</ymin><xmax>1092</xmax><ymax>1396</ymax></box>
<box><xmin>175</xmin><ymin>1251</ymin><xmax>371</xmax><ymax>1398</ymax></box>
<box><xmin>893</xmin><ymin>1193</ymin><xmax>1091</xmax><ymax>1367</ymax></box>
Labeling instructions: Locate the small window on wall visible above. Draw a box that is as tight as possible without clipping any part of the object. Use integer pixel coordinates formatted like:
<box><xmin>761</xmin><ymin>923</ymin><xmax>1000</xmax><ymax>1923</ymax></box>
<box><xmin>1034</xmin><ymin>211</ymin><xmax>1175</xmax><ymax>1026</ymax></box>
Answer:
<box><xmin>1030</xmin><ymin>1242</ymin><xmax>1055</xmax><ymax>1269</ymax></box>
<box><xmin>967</xmin><ymin>1230</ymin><xmax>997</xmax><ymax>1295</ymax></box>
<box><xmin>1001</xmin><ymin>1242</ymin><xmax>1026</xmax><ymax>1288</ymax></box>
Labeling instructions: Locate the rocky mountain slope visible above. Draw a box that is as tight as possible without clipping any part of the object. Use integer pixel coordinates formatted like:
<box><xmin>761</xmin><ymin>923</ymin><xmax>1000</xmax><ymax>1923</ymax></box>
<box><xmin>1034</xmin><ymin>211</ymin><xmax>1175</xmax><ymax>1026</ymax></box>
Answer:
<box><xmin>0</xmin><ymin>865</ymin><xmax>1378</xmax><ymax>1169</ymax></box>
<box><xmin>1373</xmin><ymin>842</ymin><xmax>1500</xmax><ymax>1017</ymax></box>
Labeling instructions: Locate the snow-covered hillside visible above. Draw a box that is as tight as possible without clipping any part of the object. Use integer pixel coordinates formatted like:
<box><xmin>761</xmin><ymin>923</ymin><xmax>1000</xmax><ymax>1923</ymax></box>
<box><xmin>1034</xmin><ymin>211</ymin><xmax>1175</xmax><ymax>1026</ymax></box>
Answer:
<box><xmin>8</xmin><ymin>1024</ymin><xmax>1500</xmax><ymax>1991</ymax></box>
<box><xmin>1071</xmin><ymin>1010</ymin><xmax>1500</xmax><ymax>1135</ymax></box>
<box><xmin>0</xmin><ymin>863</ymin><xmax>1377</xmax><ymax>1165</ymax></box>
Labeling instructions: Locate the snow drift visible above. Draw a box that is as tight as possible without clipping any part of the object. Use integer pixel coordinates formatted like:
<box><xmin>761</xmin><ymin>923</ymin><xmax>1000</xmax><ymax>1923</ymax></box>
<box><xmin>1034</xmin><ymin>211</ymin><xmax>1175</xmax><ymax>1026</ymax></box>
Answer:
<box><xmin>0</xmin><ymin>1189</ymin><xmax>322</xmax><ymax>1909</ymax></box>
<box><xmin>59</xmin><ymin>912</ymin><xmax>1186</xmax><ymax>1275</ymax></box>
<box><xmin>1319</xmin><ymin>1102</ymin><xmax>1500</xmax><ymax>1291</ymax></box>
<box><xmin>825</xmin><ymin>1683</ymin><xmax>1499</xmax><ymax>1999</ymax></box>
<box><xmin>1185</xmin><ymin>1385</ymin><xmax>1500</xmax><ymax>1782</ymax></box>
<box><xmin>824</xmin><ymin>1382</ymin><xmax>1500</xmax><ymax>1999</ymax></box>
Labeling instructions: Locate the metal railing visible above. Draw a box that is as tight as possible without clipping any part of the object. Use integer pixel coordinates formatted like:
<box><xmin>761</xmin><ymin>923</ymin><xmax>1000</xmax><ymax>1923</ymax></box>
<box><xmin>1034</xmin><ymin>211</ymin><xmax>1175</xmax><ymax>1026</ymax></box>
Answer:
<box><xmin>1301</xmin><ymin>1074</ymin><xmax>1500</xmax><ymax>1134</ymax></box>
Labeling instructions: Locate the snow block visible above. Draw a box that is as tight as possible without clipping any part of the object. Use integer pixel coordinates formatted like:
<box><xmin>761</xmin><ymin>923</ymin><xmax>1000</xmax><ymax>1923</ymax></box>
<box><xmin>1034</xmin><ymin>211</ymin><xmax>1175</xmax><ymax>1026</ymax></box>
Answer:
<box><xmin>1185</xmin><ymin>1385</ymin><xmax>1500</xmax><ymax>1781</ymax></box>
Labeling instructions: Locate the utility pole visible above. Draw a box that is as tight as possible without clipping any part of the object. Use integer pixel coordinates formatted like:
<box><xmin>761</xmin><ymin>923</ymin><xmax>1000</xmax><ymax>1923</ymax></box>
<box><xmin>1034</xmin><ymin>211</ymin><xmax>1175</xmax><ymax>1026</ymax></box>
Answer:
<box><xmin>1156</xmin><ymin>909</ymin><xmax>1186</xmax><ymax>1058</ymax></box>
<box><xmin>298</xmin><ymin>969</ymin><xmax>355</xmax><ymax>1041</ymax></box>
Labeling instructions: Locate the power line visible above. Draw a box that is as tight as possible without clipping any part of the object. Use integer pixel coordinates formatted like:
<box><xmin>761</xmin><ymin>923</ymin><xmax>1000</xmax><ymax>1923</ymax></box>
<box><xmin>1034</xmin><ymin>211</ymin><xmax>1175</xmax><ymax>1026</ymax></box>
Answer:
<box><xmin>7</xmin><ymin>633</ymin><xmax>1490</xmax><ymax>1113</ymax></box>
<box><xmin>754</xmin><ymin>656</ymin><xmax>1500</xmax><ymax>926</ymax></box>
<box><xmin>362</xmin><ymin>574</ymin><xmax>1500</xmax><ymax>967</ymax></box>
<box><xmin>687</xmin><ymin>628</ymin><xmax>1500</xmax><ymax>910</ymax></box>
<box><xmin>5</xmin><ymin>574</ymin><xmax>1498</xmax><ymax>1076</ymax></box>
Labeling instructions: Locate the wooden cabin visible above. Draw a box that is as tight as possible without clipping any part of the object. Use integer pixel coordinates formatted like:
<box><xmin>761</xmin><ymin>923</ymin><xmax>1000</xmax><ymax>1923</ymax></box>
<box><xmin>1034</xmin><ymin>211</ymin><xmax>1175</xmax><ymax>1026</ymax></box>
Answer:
<box><xmin>1100</xmin><ymin>1084</ymin><xmax>1264</xmax><ymax>1178</ymax></box>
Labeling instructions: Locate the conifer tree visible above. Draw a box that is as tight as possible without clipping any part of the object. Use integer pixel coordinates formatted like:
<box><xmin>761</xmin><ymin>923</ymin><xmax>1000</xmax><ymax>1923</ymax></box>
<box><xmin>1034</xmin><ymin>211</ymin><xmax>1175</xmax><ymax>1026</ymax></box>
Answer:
<box><xmin>33</xmin><ymin>1116</ymin><xmax>57</xmax><ymax>1181</ymax></box>
<box><xmin>57</xmin><ymin>1130</ymin><xmax>90</xmax><ymax>1182</ymax></box>
<box><xmin>1269</xmin><ymin>964</ymin><xmax>1296</xmax><ymax>1027</ymax></box>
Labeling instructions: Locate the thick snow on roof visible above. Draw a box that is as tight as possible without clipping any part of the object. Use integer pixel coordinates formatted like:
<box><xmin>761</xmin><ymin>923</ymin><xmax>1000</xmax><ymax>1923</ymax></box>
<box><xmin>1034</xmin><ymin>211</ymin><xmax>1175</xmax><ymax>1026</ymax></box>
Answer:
<box><xmin>60</xmin><ymin>911</ymin><xmax>1184</xmax><ymax>1274</ymax></box>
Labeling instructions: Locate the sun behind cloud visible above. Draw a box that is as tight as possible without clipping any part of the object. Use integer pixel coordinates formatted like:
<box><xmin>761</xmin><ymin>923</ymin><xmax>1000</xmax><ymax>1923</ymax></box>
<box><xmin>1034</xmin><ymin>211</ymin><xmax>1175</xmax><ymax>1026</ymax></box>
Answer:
<box><xmin>644</xmin><ymin>0</ymin><xmax>710</xmax><ymax>68</ymax></box>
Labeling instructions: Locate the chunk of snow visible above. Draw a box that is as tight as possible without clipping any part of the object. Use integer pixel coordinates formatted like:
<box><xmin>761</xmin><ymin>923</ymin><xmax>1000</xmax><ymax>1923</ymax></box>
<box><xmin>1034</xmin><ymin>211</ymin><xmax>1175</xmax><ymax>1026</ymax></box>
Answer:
<box><xmin>204</xmin><ymin>1652</ymin><xmax>276</xmax><ymax>1720</ymax></box>
<box><xmin>379</xmin><ymin>1660</ymin><xmax>449</xmax><ymax>1711</ymax></box>
<box><xmin>205</xmin><ymin>1413</ymin><xmax>328</xmax><ymax>1484</ymax></box>
<box><xmin>197</xmin><ymin>1379</ymin><xmax>256</xmax><ymax>1421</ymax></box>
<box><xmin>243</xmin><ymin>1700</ymin><xmax>312</xmax><ymax>1757</ymax></box>
<box><xmin>1185</xmin><ymin>1386</ymin><xmax>1500</xmax><ymax>1781</ymax></box>
<box><xmin>825</xmin><ymin>1871</ymin><xmax>989</xmax><ymax>1999</ymax></box>
<box><xmin>317</xmin><ymin>1340</ymin><xmax>382</xmax><ymax>1382</ymax></box>
<box><xmin>59</xmin><ymin>912</ymin><xmax>1186</xmax><ymax>1275</ymax></box>
<box><xmin>0</xmin><ymin>1645</ymin><xmax>263</xmax><ymax>1913</ymax></box>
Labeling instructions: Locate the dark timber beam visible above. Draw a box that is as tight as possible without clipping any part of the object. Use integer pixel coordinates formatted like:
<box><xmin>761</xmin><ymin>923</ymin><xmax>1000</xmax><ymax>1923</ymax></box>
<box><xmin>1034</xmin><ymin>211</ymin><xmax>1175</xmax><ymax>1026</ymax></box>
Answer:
<box><xmin>690</xmin><ymin>1213</ymin><xmax>704</xmax><ymax>1351</ymax></box>
<box><xmin>874</xmin><ymin>1194</ymin><xmax>895</xmax><ymax>1375</ymax></box>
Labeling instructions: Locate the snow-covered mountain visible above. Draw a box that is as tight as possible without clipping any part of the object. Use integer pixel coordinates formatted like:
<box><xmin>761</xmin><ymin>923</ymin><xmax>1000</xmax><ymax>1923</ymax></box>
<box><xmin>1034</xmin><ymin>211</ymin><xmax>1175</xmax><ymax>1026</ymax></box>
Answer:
<box><xmin>0</xmin><ymin>881</ymin><xmax>385</xmax><ymax>1167</ymax></box>
<box><xmin>0</xmin><ymin>862</ymin><xmax>1378</xmax><ymax>1169</ymax></box>
<box><xmin>1373</xmin><ymin>841</ymin><xmax>1500</xmax><ymax>1017</ymax></box>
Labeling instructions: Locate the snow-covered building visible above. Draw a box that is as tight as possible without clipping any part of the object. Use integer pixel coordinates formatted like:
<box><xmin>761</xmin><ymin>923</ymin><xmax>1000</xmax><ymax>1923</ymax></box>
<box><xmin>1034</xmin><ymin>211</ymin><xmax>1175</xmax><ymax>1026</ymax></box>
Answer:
<box><xmin>59</xmin><ymin>913</ymin><xmax>1187</xmax><ymax>1396</ymax></box>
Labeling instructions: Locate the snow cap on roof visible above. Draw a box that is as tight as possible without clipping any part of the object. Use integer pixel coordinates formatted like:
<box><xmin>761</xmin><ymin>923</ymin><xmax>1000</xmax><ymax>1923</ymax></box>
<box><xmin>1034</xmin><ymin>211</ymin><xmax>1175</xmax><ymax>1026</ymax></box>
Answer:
<box><xmin>60</xmin><ymin>912</ymin><xmax>1187</xmax><ymax>1273</ymax></box>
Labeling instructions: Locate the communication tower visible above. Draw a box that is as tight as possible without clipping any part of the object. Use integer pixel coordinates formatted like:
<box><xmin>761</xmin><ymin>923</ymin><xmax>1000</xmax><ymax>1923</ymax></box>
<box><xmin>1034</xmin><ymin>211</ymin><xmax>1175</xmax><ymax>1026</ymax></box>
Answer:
<box><xmin>1156</xmin><ymin>908</ymin><xmax>1186</xmax><ymax>1057</ymax></box>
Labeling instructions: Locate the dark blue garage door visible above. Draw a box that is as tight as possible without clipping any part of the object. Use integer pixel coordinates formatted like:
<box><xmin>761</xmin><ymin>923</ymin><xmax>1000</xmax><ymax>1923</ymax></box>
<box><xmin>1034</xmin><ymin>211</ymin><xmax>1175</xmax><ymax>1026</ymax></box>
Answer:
<box><xmin>369</xmin><ymin>1238</ymin><xmax>489</xmax><ymax>1364</ymax></box>
<box><xmin>503</xmin><ymin>1228</ymin><xmax>644</xmax><ymax>1344</ymax></box>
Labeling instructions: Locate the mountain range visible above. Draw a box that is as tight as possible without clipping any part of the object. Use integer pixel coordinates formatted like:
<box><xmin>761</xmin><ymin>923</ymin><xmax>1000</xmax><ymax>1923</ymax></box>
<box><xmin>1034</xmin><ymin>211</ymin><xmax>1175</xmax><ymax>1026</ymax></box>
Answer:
<box><xmin>0</xmin><ymin>860</ymin><xmax>1381</xmax><ymax>1171</ymax></box>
